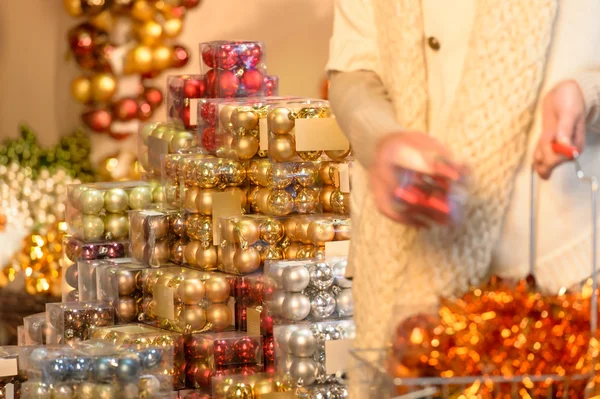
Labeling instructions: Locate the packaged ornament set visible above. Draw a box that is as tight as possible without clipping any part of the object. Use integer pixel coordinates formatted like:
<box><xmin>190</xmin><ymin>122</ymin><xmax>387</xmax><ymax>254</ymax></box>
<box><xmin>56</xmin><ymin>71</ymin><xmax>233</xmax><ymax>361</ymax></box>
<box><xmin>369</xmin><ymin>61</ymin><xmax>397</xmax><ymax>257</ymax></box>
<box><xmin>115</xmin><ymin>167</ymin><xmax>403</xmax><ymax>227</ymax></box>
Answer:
<box><xmin>4</xmin><ymin>40</ymin><xmax>355</xmax><ymax>399</ymax></box>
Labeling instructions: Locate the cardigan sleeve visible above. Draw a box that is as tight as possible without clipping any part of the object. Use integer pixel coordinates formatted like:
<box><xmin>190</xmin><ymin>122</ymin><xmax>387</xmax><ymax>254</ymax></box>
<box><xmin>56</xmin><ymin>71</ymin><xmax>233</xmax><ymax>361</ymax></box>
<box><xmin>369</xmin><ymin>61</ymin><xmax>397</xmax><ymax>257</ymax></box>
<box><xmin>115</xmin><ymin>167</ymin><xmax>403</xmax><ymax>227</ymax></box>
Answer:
<box><xmin>326</xmin><ymin>0</ymin><xmax>380</xmax><ymax>75</ymax></box>
<box><xmin>328</xmin><ymin>71</ymin><xmax>403</xmax><ymax>169</ymax></box>
<box><xmin>575</xmin><ymin>71</ymin><xmax>600</xmax><ymax>134</ymax></box>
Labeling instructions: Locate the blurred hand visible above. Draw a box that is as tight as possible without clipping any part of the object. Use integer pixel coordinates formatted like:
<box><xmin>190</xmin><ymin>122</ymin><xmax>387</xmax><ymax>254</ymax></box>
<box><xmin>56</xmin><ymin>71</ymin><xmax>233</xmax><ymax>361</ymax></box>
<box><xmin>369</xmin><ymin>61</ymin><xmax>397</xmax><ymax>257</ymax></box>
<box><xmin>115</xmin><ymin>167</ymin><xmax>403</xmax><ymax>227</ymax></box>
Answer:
<box><xmin>370</xmin><ymin>132</ymin><xmax>465</xmax><ymax>228</ymax></box>
<box><xmin>534</xmin><ymin>80</ymin><xmax>586</xmax><ymax>179</ymax></box>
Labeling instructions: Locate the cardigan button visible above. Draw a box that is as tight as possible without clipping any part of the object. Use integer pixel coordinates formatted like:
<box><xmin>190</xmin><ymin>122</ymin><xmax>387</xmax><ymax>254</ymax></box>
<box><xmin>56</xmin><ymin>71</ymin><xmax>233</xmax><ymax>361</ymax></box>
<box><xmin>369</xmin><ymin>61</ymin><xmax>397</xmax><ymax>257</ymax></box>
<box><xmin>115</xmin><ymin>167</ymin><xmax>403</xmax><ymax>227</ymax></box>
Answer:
<box><xmin>427</xmin><ymin>36</ymin><xmax>440</xmax><ymax>51</ymax></box>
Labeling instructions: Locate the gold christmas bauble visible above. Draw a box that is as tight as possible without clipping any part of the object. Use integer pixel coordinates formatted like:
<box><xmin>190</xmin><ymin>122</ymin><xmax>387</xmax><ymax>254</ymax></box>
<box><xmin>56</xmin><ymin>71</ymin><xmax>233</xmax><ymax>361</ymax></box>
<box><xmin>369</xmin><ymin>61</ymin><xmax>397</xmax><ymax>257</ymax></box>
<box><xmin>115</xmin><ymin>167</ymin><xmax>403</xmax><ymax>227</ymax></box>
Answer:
<box><xmin>231</xmin><ymin>135</ymin><xmax>259</xmax><ymax>160</ymax></box>
<box><xmin>284</xmin><ymin>242</ymin><xmax>302</xmax><ymax>259</ymax></box>
<box><xmin>176</xmin><ymin>278</ymin><xmax>205</xmax><ymax>305</ymax></box>
<box><xmin>269</xmin><ymin>163</ymin><xmax>294</xmax><ymax>189</ymax></box>
<box><xmin>335</xmin><ymin>223</ymin><xmax>351</xmax><ymax>241</ymax></box>
<box><xmin>64</xmin><ymin>0</ymin><xmax>83</xmax><ymax>16</ymax></box>
<box><xmin>254</xmin><ymin>380</ymin><xmax>278</xmax><ymax>398</ymax></box>
<box><xmin>260</xmin><ymin>218</ymin><xmax>284</xmax><ymax>244</ymax></box>
<box><xmin>295</xmin><ymin>219</ymin><xmax>312</xmax><ymax>244</ymax></box>
<box><xmin>163</xmin><ymin>18</ymin><xmax>183</xmax><ymax>38</ymax></box>
<box><xmin>170</xmin><ymin>131</ymin><xmax>196</xmax><ymax>153</ymax></box>
<box><xmin>319</xmin><ymin>163</ymin><xmax>336</xmax><ymax>186</ymax></box>
<box><xmin>267</xmin><ymin>189</ymin><xmax>294</xmax><ymax>216</ymax></box>
<box><xmin>307</xmin><ymin>221</ymin><xmax>336</xmax><ymax>245</ymax></box>
<box><xmin>196</xmin><ymin>246</ymin><xmax>218</xmax><ymax>270</ymax></box>
<box><xmin>231</xmin><ymin>109</ymin><xmax>259</xmax><ymax>131</ymax></box>
<box><xmin>196</xmin><ymin>189</ymin><xmax>215</xmax><ymax>215</ymax></box>
<box><xmin>295</xmin><ymin>163</ymin><xmax>319</xmax><ymax>187</ymax></box>
<box><xmin>268</xmin><ymin>107</ymin><xmax>295</xmax><ymax>134</ymax></box>
<box><xmin>225</xmin><ymin>383</ymin><xmax>254</xmax><ymax>399</ymax></box>
<box><xmin>325</xmin><ymin>148</ymin><xmax>351</xmax><ymax>162</ymax></box>
<box><xmin>295</xmin><ymin>188</ymin><xmax>319</xmax><ymax>214</ymax></box>
<box><xmin>255</xmin><ymin>188</ymin><xmax>271</xmax><ymax>214</ymax></box>
<box><xmin>138</xmin><ymin>20</ymin><xmax>162</xmax><ymax>46</ymax></box>
<box><xmin>283</xmin><ymin>217</ymin><xmax>300</xmax><ymax>242</ymax></box>
<box><xmin>234</xmin><ymin>218</ymin><xmax>260</xmax><ymax>245</ymax></box>
<box><xmin>233</xmin><ymin>247</ymin><xmax>261</xmax><ymax>274</ymax></box>
<box><xmin>331</xmin><ymin>190</ymin><xmax>350</xmax><ymax>214</ymax></box>
<box><xmin>205</xmin><ymin>275</ymin><xmax>231</xmax><ymax>302</ymax></box>
<box><xmin>179</xmin><ymin>305</ymin><xmax>207</xmax><ymax>331</ymax></box>
<box><xmin>184</xmin><ymin>240</ymin><xmax>202</xmax><ymax>266</ymax></box>
<box><xmin>319</xmin><ymin>185</ymin><xmax>335</xmax><ymax>212</ymax></box>
<box><xmin>131</xmin><ymin>0</ymin><xmax>154</xmax><ymax>21</ymax></box>
<box><xmin>71</xmin><ymin>76</ymin><xmax>92</xmax><ymax>104</ymax></box>
<box><xmin>219</xmin><ymin>105</ymin><xmax>236</xmax><ymax>130</ymax></box>
<box><xmin>206</xmin><ymin>303</ymin><xmax>233</xmax><ymax>331</ymax></box>
<box><xmin>129</xmin><ymin>45</ymin><xmax>153</xmax><ymax>73</ymax></box>
<box><xmin>270</xmin><ymin>134</ymin><xmax>296</xmax><ymax>162</ymax></box>
<box><xmin>184</xmin><ymin>187</ymin><xmax>200</xmax><ymax>213</ymax></box>
<box><xmin>152</xmin><ymin>44</ymin><xmax>174</xmax><ymax>71</ymax></box>
<box><xmin>90</xmin><ymin>73</ymin><xmax>117</xmax><ymax>103</ymax></box>
<box><xmin>247</xmin><ymin>160</ymin><xmax>271</xmax><ymax>187</ymax></box>
<box><xmin>90</xmin><ymin>9</ymin><xmax>113</xmax><ymax>31</ymax></box>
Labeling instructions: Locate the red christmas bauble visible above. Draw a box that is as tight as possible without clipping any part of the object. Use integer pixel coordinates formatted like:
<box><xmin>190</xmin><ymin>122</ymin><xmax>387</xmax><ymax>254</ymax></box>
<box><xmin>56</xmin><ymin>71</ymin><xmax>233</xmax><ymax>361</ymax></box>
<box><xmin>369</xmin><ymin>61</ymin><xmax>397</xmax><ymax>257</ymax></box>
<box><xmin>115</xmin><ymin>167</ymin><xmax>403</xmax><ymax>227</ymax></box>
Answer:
<box><xmin>113</xmin><ymin>98</ymin><xmax>138</xmax><ymax>121</ymax></box>
<box><xmin>82</xmin><ymin>108</ymin><xmax>112</xmax><ymax>132</ymax></box>
<box><xmin>234</xmin><ymin>336</ymin><xmax>258</xmax><ymax>363</ymax></box>
<box><xmin>238</xmin><ymin>43</ymin><xmax>262</xmax><ymax>69</ymax></box>
<box><xmin>241</xmin><ymin>69</ymin><xmax>264</xmax><ymax>96</ymax></box>
<box><xmin>172</xmin><ymin>45</ymin><xmax>190</xmax><ymax>69</ymax></box>
<box><xmin>182</xmin><ymin>0</ymin><xmax>201</xmax><ymax>9</ymax></box>
<box><xmin>218</xmin><ymin>70</ymin><xmax>240</xmax><ymax>98</ymax></box>
<box><xmin>68</xmin><ymin>23</ymin><xmax>101</xmax><ymax>57</ymax></box>
<box><xmin>201</xmin><ymin>127</ymin><xmax>216</xmax><ymax>152</ymax></box>
<box><xmin>236</xmin><ymin>278</ymin><xmax>249</xmax><ymax>297</ymax></box>
<box><xmin>213</xmin><ymin>339</ymin><xmax>235</xmax><ymax>366</ymax></box>
<box><xmin>261</xmin><ymin>312</ymin><xmax>273</xmax><ymax>335</ymax></box>
<box><xmin>202</xmin><ymin>45</ymin><xmax>216</xmax><ymax>69</ymax></box>
<box><xmin>264</xmin><ymin>362</ymin><xmax>276</xmax><ymax>374</ymax></box>
<box><xmin>108</xmin><ymin>131</ymin><xmax>132</xmax><ymax>140</ymax></box>
<box><xmin>183</xmin><ymin>78</ymin><xmax>205</xmax><ymax>99</ymax></box>
<box><xmin>249</xmin><ymin>279</ymin><xmax>264</xmax><ymax>304</ymax></box>
<box><xmin>180</xmin><ymin>106</ymin><xmax>192</xmax><ymax>128</ymax></box>
<box><xmin>185</xmin><ymin>335</ymin><xmax>212</xmax><ymax>359</ymax></box>
<box><xmin>263</xmin><ymin>334</ymin><xmax>275</xmax><ymax>361</ymax></box>
<box><xmin>216</xmin><ymin>44</ymin><xmax>238</xmax><ymax>70</ymax></box>
<box><xmin>137</xmin><ymin>99</ymin><xmax>153</xmax><ymax>121</ymax></box>
<box><xmin>144</xmin><ymin>87</ymin><xmax>163</xmax><ymax>108</ymax></box>
<box><xmin>200</xmin><ymin>103</ymin><xmax>216</xmax><ymax>125</ymax></box>
<box><xmin>265</xmin><ymin>76</ymin><xmax>278</xmax><ymax>97</ymax></box>
<box><xmin>205</xmin><ymin>69</ymin><xmax>217</xmax><ymax>97</ymax></box>
<box><xmin>235</xmin><ymin>303</ymin><xmax>247</xmax><ymax>330</ymax></box>
<box><xmin>141</xmin><ymin>70</ymin><xmax>160</xmax><ymax>79</ymax></box>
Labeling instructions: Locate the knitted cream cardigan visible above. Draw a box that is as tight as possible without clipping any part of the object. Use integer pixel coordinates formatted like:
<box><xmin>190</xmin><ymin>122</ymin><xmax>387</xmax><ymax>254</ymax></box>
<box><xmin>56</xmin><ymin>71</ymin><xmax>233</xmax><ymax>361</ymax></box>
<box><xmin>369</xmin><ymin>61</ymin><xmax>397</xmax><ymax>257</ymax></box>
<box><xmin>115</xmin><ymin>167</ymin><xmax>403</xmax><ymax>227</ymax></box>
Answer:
<box><xmin>340</xmin><ymin>1</ymin><xmax>558</xmax><ymax>397</ymax></box>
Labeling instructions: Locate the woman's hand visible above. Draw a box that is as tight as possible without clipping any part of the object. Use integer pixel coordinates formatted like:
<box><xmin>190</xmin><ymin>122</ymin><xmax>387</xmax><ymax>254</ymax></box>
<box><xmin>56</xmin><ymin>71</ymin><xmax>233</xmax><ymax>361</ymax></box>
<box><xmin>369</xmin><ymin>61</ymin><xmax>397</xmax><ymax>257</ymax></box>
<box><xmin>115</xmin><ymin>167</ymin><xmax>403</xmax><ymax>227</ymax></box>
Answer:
<box><xmin>534</xmin><ymin>80</ymin><xmax>586</xmax><ymax>179</ymax></box>
<box><xmin>369</xmin><ymin>132</ymin><xmax>465</xmax><ymax>227</ymax></box>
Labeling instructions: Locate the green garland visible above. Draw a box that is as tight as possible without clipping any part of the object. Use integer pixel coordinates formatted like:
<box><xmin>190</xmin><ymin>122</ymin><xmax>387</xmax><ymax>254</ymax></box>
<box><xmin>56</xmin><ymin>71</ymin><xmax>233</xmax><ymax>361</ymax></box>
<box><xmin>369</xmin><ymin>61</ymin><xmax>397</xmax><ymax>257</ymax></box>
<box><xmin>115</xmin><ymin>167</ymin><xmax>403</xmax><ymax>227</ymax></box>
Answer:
<box><xmin>0</xmin><ymin>125</ymin><xmax>96</xmax><ymax>181</ymax></box>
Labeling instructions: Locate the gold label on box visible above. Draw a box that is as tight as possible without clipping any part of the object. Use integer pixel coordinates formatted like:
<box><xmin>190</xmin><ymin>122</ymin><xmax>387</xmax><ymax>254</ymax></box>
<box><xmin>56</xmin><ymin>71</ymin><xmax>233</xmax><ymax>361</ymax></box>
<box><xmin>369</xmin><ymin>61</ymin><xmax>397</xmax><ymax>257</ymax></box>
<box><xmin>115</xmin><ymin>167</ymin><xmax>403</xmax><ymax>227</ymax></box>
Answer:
<box><xmin>246</xmin><ymin>307</ymin><xmax>262</xmax><ymax>337</ymax></box>
<box><xmin>295</xmin><ymin>118</ymin><xmax>349</xmax><ymax>151</ymax></box>
<box><xmin>325</xmin><ymin>338</ymin><xmax>352</xmax><ymax>375</ymax></box>
<box><xmin>189</xmin><ymin>99</ymin><xmax>200</xmax><ymax>126</ymax></box>
<box><xmin>259</xmin><ymin>118</ymin><xmax>269</xmax><ymax>151</ymax></box>
<box><xmin>212</xmin><ymin>191</ymin><xmax>243</xmax><ymax>245</ymax></box>
<box><xmin>154</xmin><ymin>284</ymin><xmax>175</xmax><ymax>320</ymax></box>
<box><xmin>325</xmin><ymin>241</ymin><xmax>350</xmax><ymax>260</ymax></box>
<box><xmin>0</xmin><ymin>358</ymin><xmax>18</xmax><ymax>378</ymax></box>
<box><xmin>148</xmin><ymin>136</ymin><xmax>169</xmax><ymax>171</ymax></box>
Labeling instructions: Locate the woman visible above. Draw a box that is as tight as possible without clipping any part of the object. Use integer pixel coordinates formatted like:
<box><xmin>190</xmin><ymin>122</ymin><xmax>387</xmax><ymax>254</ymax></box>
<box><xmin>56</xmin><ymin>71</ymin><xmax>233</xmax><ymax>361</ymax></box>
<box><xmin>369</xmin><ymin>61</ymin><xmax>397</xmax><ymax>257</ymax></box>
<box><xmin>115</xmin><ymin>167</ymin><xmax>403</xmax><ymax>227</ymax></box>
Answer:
<box><xmin>327</xmin><ymin>0</ymin><xmax>600</xmax><ymax>396</ymax></box>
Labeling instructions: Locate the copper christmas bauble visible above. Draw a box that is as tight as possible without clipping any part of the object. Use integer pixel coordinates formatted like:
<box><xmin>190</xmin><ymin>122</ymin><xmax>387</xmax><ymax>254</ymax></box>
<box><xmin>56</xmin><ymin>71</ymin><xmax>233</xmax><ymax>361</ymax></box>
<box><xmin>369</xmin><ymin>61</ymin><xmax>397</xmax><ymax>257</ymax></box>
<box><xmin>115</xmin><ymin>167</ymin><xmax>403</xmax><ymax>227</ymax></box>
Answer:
<box><xmin>177</xmin><ymin>278</ymin><xmax>206</xmax><ymax>305</ymax></box>
<box><xmin>179</xmin><ymin>305</ymin><xmax>207</xmax><ymax>331</ymax></box>
<box><xmin>233</xmin><ymin>248</ymin><xmax>261</xmax><ymax>274</ymax></box>
<box><xmin>116</xmin><ymin>297</ymin><xmax>138</xmax><ymax>322</ymax></box>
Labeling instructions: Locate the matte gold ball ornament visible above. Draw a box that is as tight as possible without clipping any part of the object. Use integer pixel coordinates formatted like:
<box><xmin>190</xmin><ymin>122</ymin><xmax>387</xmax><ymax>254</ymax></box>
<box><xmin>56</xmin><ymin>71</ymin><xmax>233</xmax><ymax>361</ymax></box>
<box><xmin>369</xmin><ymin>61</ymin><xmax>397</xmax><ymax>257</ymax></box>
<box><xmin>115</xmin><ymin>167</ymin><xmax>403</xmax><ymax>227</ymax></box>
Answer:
<box><xmin>268</xmin><ymin>107</ymin><xmax>295</xmax><ymax>135</ymax></box>
<box><xmin>231</xmin><ymin>108</ymin><xmax>259</xmax><ymax>131</ymax></box>
<box><xmin>270</xmin><ymin>135</ymin><xmax>296</xmax><ymax>162</ymax></box>
<box><xmin>90</xmin><ymin>73</ymin><xmax>117</xmax><ymax>103</ymax></box>
<box><xmin>64</xmin><ymin>0</ymin><xmax>83</xmax><ymax>16</ymax></box>
<box><xmin>206</xmin><ymin>303</ymin><xmax>233</xmax><ymax>331</ymax></box>
<box><xmin>232</xmin><ymin>135</ymin><xmax>259</xmax><ymax>160</ymax></box>
<box><xmin>71</xmin><ymin>76</ymin><xmax>92</xmax><ymax>104</ymax></box>
<box><xmin>233</xmin><ymin>247</ymin><xmax>261</xmax><ymax>274</ymax></box>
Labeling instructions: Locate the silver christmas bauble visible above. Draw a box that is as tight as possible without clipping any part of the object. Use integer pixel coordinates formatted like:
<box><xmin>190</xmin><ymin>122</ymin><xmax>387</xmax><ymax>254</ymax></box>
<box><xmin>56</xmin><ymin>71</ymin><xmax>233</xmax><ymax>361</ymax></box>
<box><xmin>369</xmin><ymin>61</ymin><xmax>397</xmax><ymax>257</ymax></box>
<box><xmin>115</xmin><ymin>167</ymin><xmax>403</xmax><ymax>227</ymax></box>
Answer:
<box><xmin>332</xmin><ymin>259</ymin><xmax>352</xmax><ymax>288</ymax></box>
<box><xmin>309</xmin><ymin>263</ymin><xmax>334</xmax><ymax>290</ymax></box>
<box><xmin>308</xmin><ymin>387</ymin><xmax>328</xmax><ymax>399</ymax></box>
<box><xmin>276</xmin><ymin>325</ymin><xmax>301</xmax><ymax>354</ymax></box>
<box><xmin>281</xmin><ymin>293</ymin><xmax>311</xmax><ymax>321</ymax></box>
<box><xmin>335</xmin><ymin>289</ymin><xmax>354</xmax><ymax>317</ymax></box>
<box><xmin>288</xmin><ymin>328</ymin><xmax>317</xmax><ymax>357</ymax></box>
<box><xmin>267</xmin><ymin>289</ymin><xmax>287</xmax><ymax>317</ymax></box>
<box><xmin>282</xmin><ymin>265</ymin><xmax>310</xmax><ymax>292</ymax></box>
<box><xmin>289</xmin><ymin>357</ymin><xmax>317</xmax><ymax>386</ymax></box>
<box><xmin>310</xmin><ymin>291</ymin><xmax>336</xmax><ymax>319</ymax></box>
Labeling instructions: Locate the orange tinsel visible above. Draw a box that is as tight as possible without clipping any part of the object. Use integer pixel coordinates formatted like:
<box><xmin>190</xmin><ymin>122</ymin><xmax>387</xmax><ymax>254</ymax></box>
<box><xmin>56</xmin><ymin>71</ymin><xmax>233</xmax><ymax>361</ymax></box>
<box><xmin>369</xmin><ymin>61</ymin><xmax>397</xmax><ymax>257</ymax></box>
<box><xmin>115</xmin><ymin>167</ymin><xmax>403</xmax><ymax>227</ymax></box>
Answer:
<box><xmin>389</xmin><ymin>275</ymin><xmax>600</xmax><ymax>398</ymax></box>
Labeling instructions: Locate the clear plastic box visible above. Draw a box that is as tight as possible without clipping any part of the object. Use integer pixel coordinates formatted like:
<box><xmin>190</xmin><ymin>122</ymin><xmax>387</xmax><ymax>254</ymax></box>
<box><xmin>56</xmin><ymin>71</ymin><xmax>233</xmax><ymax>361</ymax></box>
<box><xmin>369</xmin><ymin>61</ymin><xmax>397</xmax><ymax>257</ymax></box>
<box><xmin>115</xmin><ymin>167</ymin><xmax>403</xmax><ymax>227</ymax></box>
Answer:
<box><xmin>218</xmin><ymin>214</ymin><xmax>351</xmax><ymax>275</ymax></box>
<box><xmin>200</xmin><ymin>41</ymin><xmax>267</xmax><ymax>98</ymax></box>
<box><xmin>273</xmin><ymin>319</ymin><xmax>356</xmax><ymax>387</ymax></box>
<box><xmin>167</xmin><ymin>75</ymin><xmax>207</xmax><ymax>130</ymax></box>
<box><xmin>184</xmin><ymin>331</ymin><xmax>263</xmax><ymax>391</ymax></box>
<box><xmin>66</xmin><ymin>181</ymin><xmax>152</xmax><ymax>242</ymax></box>
<box><xmin>211</xmin><ymin>372</ymin><xmax>294</xmax><ymax>398</ymax></box>
<box><xmin>264</xmin><ymin>257</ymin><xmax>353</xmax><ymax>323</ymax></box>
<box><xmin>22</xmin><ymin>312</ymin><xmax>47</xmax><ymax>346</ymax></box>
<box><xmin>138</xmin><ymin>121</ymin><xmax>198</xmax><ymax>178</ymax></box>
<box><xmin>90</xmin><ymin>323</ymin><xmax>185</xmax><ymax>389</ymax></box>
<box><xmin>45</xmin><ymin>301</ymin><xmax>115</xmax><ymax>345</ymax></box>
<box><xmin>61</xmin><ymin>236</ymin><xmax>129</xmax><ymax>302</ymax></box>
<box><xmin>141</xmin><ymin>266</ymin><xmax>236</xmax><ymax>334</ymax></box>
<box><xmin>265</xmin><ymin>99</ymin><xmax>352</xmax><ymax>163</ymax></box>
<box><xmin>130</xmin><ymin>208</ymin><xmax>181</xmax><ymax>267</ymax></box>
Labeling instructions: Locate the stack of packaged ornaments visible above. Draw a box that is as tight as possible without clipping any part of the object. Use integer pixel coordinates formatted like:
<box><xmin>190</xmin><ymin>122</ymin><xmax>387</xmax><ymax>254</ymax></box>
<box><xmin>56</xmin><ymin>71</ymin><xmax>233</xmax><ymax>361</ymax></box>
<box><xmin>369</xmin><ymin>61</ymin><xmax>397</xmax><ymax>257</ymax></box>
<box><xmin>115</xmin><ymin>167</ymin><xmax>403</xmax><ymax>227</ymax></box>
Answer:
<box><xmin>5</xmin><ymin>40</ymin><xmax>355</xmax><ymax>399</ymax></box>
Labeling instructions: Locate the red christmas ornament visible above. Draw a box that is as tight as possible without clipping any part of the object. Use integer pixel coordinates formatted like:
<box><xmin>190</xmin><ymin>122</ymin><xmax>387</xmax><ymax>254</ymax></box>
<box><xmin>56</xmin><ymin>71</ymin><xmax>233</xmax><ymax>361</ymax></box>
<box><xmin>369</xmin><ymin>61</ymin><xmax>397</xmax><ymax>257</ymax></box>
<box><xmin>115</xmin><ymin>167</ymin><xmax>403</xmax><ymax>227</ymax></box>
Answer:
<box><xmin>108</xmin><ymin>131</ymin><xmax>132</xmax><ymax>140</ymax></box>
<box><xmin>236</xmin><ymin>278</ymin><xmax>249</xmax><ymax>298</ymax></box>
<box><xmin>182</xmin><ymin>0</ymin><xmax>201</xmax><ymax>9</ymax></box>
<box><xmin>141</xmin><ymin>70</ymin><xmax>161</xmax><ymax>79</ymax></box>
<box><xmin>144</xmin><ymin>87</ymin><xmax>163</xmax><ymax>109</ymax></box>
<box><xmin>183</xmin><ymin>78</ymin><xmax>205</xmax><ymax>99</ymax></box>
<box><xmin>263</xmin><ymin>334</ymin><xmax>275</xmax><ymax>361</ymax></box>
<box><xmin>217</xmin><ymin>70</ymin><xmax>240</xmax><ymax>98</ymax></box>
<box><xmin>113</xmin><ymin>98</ymin><xmax>138</xmax><ymax>121</ymax></box>
<box><xmin>264</xmin><ymin>362</ymin><xmax>276</xmax><ymax>374</ymax></box>
<box><xmin>201</xmin><ymin>127</ymin><xmax>216</xmax><ymax>152</ymax></box>
<box><xmin>241</xmin><ymin>69</ymin><xmax>264</xmax><ymax>96</ymax></box>
<box><xmin>68</xmin><ymin>23</ymin><xmax>101</xmax><ymax>57</ymax></box>
<box><xmin>261</xmin><ymin>312</ymin><xmax>273</xmax><ymax>335</ymax></box>
<box><xmin>215</xmin><ymin>44</ymin><xmax>239</xmax><ymax>69</ymax></box>
<box><xmin>82</xmin><ymin>108</ymin><xmax>112</xmax><ymax>132</ymax></box>
<box><xmin>180</xmin><ymin>106</ymin><xmax>192</xmax><ymax>128</ymax></box>
<box><xmin>137</xmin><ymin>99</ymin><xmax>153</xmax><ymax>121</ymax></box>
<box><xmin>238</xmin><ymin>43</ymin><xmax>262</xmax><ymax>69</ymax></box>
<box><xmin>265</xmin><ymin>76</ymin><xmax>279</xmax><ymax>97</ymax></box>
<box><xmin>248</xmin><ymin>279</ymin><xmax>264</xmax><ymax>304</ymax></box>
<box><xmin>213</xmin><ymin>339</ymin><xmax>235</xmax><ymax>366</ymax></box>
<box><xmin>200</xmin><ymin>103</ymin><xmax>217</xmax><ymax>125</ymax></box>
<box><xmin>185</xmin><ymin>335</ymin><xmax>212</xmax><ymax>359</ymax></box>
<box><xmin>205</xmin><ymin>69</ymin><xmax>217</xmax><ymax>97</ymax></box>
<box><xmin>202</xmin><ymin>44</ymin><xmax>216</xmax><ymax>69</ymax></box>
<box><xmin>172</xmin><ymin>45</ymin><xmax>190</xmax><ymax>68</ymax></box>
<box><xmin>186</xmin><ymin>362</ymin><xmax>213</xmax><ymax>388</ymax></box>
<box><xmin>234</xmin><ymin>336</ymin><xmax>258</xmax><ymax>363</ymax></box>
